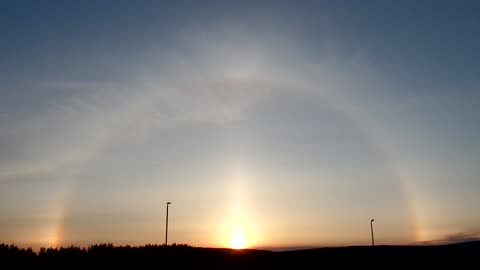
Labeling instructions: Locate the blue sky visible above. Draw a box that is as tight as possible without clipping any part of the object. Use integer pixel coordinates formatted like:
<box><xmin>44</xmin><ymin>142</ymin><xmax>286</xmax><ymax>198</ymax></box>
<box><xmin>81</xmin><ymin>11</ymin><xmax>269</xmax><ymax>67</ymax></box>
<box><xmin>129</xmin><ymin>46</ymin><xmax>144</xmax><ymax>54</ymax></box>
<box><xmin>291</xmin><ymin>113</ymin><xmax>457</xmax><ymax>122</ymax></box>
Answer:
<box><xmin>1</xmin><ymin>0</ymin><xmax>479</xmax><ymax>249</ymax></box>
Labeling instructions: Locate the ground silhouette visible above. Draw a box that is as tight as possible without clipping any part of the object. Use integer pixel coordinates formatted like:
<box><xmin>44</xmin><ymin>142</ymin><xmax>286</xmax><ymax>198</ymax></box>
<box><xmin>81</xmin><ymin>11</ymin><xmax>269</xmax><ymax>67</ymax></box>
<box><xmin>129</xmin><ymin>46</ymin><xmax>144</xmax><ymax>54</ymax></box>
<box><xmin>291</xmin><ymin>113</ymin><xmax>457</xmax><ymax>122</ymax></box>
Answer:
<box><xmin>1</xmin><ymin>241</ymin><xmax>478</xmax><ymax>268</ymax></box>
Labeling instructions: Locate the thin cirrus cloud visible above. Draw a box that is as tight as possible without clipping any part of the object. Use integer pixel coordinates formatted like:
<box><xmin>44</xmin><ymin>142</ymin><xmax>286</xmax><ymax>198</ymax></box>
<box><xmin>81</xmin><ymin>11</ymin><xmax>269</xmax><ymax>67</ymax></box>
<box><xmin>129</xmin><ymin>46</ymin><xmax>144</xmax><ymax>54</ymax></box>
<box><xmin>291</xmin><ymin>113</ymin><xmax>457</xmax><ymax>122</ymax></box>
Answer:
<box><xmin>1</xmin><ymin>24</ymin><xmax>371</xmax><ymax>181</ymax></box>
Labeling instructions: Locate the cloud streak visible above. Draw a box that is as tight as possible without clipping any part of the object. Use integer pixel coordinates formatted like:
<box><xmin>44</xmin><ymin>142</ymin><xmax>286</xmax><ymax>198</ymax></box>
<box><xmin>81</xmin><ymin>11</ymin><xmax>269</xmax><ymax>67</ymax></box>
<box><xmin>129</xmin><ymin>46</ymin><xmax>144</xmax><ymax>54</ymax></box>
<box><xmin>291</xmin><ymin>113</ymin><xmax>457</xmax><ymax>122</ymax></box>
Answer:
<box><xmin>416</xmin><ymin>231</ymin><xmax>480</xmax><ymax>245</ymax></box>
<box><xmin>0</xmin><ymin>23</ymin><xmax>375</xmax><ymax>182</ymax></box>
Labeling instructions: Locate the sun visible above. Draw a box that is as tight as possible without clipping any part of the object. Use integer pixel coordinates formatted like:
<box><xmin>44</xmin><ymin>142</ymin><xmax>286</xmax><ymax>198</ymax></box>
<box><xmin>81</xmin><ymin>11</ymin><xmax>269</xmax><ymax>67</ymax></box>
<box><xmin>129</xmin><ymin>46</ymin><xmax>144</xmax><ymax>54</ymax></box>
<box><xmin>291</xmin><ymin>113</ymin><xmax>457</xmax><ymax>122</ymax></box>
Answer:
<box><xmin>230</xmin><ymin>227</ymin><xmax>248</xmax><ymax>249</ymax></box>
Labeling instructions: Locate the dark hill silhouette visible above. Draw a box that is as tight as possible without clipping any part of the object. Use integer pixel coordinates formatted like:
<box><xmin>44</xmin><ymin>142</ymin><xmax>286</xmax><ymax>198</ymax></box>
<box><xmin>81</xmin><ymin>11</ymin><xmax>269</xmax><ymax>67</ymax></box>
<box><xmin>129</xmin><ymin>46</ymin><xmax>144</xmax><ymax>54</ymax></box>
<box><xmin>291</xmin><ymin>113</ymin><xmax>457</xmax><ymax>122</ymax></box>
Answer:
<box><xmin>1</xmin><ymin>241</ymin><xmax>479</xmax><ymax>269</ymax></box>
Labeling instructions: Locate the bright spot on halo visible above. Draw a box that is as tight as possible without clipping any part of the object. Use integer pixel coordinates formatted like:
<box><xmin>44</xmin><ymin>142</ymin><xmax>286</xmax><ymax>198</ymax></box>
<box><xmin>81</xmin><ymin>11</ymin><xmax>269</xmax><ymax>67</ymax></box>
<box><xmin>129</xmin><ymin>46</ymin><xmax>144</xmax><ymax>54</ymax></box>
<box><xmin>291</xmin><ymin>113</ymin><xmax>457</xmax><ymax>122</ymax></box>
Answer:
<box><xmin>230</xmin><ymin>226</ymin><xmax>248</xmax><ymax>249</ymax></box>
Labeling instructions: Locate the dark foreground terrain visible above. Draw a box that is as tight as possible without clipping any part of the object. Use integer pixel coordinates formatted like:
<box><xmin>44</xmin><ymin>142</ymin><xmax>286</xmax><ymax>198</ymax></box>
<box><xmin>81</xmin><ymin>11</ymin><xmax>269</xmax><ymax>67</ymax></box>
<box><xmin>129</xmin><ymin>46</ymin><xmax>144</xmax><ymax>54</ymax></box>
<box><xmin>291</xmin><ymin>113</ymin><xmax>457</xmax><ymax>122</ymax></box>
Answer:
<box><xmin>1</xmin><ymin>241</ymin><xmax>478</xmax><ymax>269</ymax></box>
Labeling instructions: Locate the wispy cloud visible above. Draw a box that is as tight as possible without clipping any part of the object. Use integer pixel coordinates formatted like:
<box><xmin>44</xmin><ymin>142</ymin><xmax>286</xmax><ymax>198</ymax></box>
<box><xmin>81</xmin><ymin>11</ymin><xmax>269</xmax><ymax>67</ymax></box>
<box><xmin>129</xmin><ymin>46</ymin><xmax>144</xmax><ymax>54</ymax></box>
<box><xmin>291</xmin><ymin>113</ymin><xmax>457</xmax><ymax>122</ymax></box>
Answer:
<box><xmin>0</xmin><ymin>24</ymin><xmax>374</xmax><ymax>182</ymax></box>
<box><xmin>415</xmin><ymin>231</ymin><xmax>480</xmax><ymax>245</ymax></box>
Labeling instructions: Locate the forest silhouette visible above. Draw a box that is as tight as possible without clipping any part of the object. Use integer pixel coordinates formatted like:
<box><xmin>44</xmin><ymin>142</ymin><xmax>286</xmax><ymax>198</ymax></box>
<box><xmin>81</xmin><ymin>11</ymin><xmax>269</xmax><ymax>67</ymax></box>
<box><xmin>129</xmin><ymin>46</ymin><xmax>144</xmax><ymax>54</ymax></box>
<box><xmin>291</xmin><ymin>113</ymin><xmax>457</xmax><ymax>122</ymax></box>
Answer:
<box><xmin>1</xmin><ymin>241</ymin><xmax>478</xmax><ymax>268</ymax></box>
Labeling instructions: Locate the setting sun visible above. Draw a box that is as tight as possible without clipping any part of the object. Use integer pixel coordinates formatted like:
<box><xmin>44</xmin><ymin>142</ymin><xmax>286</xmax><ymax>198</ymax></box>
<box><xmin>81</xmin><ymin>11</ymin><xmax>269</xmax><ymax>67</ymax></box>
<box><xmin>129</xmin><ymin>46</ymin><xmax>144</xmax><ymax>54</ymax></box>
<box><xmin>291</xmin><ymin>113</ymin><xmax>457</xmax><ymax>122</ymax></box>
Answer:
<box><xmin>230</xmin><ymin>227</ymin><xmax>248</xmax><ymax>249</ymax></box>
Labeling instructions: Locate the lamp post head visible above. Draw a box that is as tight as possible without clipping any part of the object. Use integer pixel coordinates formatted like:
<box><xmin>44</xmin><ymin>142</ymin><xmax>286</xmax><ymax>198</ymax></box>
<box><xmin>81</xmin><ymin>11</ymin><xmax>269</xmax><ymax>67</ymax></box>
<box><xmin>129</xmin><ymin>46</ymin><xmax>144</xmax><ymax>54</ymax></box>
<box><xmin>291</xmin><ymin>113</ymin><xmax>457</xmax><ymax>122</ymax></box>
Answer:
<box><xmin>371</xmin><ymin>219</ymin><xmax>374</xmax><ymax>223</ymax></box>
<box><xmin>167</xmin><ymin>202</ymin><xmax>171</xmax><ymax>205</ymax></box>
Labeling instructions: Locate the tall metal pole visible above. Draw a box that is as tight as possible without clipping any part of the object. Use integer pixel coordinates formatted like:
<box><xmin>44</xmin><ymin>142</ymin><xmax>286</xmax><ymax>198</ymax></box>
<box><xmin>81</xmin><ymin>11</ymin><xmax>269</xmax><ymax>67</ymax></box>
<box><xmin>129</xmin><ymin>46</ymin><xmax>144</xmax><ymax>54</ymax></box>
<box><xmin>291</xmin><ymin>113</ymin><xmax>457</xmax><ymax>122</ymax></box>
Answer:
<box><xmin>370</xmin><ymin>219</ymin><xmax>375</xmax><ymax>246</ymax></box>
<box><xmin>166</xmin><ymin>202</ymin><xmax>171</xmax><ymax>246</ymax></box>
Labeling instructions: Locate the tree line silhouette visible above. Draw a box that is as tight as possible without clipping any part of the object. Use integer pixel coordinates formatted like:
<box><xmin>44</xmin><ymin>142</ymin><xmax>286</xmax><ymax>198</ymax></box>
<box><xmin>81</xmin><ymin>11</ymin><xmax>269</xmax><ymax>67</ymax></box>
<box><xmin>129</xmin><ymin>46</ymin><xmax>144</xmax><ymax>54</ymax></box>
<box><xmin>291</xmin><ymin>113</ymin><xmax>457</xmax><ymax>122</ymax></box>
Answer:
<box><xmin>1</xmin><ymin>241</ymin><xmax>479</xmax><ymax>268</ymax></box>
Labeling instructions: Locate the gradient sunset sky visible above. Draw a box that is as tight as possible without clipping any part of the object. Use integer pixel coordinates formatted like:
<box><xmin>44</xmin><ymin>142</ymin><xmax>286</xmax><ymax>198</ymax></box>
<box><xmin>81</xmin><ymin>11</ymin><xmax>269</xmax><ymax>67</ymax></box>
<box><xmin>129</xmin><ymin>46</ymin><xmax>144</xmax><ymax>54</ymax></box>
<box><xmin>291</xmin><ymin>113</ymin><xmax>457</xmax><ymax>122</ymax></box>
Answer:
<box><xmin>1</xmin><ymin>0</ymin><xmax>479</xmax><ymax>249</ymax></box>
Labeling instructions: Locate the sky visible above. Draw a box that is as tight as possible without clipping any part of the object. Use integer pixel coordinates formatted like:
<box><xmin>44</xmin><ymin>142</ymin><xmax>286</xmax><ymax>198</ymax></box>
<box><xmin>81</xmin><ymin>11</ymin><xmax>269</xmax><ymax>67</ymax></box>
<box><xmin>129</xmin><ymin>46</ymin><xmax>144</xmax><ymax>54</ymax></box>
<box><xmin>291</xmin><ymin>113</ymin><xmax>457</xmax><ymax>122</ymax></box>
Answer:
<box><xmin>1</xmin><ymin>0</ymin><xmax>479</xmax><ymax>250</ymax></box>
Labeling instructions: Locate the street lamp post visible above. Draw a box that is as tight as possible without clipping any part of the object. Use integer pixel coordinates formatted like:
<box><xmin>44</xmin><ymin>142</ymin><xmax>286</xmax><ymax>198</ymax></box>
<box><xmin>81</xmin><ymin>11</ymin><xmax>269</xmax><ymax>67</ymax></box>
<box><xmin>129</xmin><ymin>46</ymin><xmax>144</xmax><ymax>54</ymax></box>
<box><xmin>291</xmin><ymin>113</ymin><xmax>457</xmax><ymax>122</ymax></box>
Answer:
<box><xmin>370</xmin><ymin>219</ymin><xmax>375</xmax><ymax>246</ymax></box>
<box><xmin>165</xmin><ymin>202</ymin><xmax>172</xmax><ymax>246</ymax></box>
